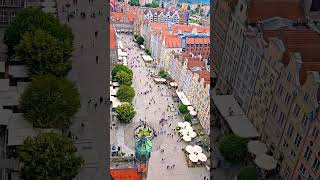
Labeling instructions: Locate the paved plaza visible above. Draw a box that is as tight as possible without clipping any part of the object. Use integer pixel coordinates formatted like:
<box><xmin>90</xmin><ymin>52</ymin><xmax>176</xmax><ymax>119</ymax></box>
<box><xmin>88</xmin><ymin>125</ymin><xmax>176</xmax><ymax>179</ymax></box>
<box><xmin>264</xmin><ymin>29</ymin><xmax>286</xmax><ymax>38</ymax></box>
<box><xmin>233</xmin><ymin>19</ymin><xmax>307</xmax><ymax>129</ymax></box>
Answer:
<box><xmin>116</xmin><ymin>34</ymin><xmax>210</xmax><ymax>180</ymax></box>
<box><xmin>56</xmin><ymin>1</ymin><xmax>108</xmax><ymax>180</ymax></box>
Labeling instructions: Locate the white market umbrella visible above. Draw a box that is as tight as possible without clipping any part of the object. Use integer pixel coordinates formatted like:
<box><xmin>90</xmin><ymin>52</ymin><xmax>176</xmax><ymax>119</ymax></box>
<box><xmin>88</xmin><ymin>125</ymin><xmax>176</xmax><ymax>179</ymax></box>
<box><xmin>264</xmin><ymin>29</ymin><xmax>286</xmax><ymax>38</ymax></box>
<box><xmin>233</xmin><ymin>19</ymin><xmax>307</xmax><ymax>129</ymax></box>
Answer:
<box><xmin>179</xmin><ymin>129</ymin><xmax>188</xmax><ymax>135</ymax></box>
<box><xmin>183</xmin><ymin>135</ymin><xmax>192</xmax><ymax>142</ymax></box>
<box><xmin>193</xmin><ymin>145</ymin><xmax>203</xmax><ymax>153</ymax></box>
<box><xmin>187</xmin><ymin>106</ymin><xmax>194</xmax><ymax>111</ymax></box>
<box><xmin>186</xmin><ymin>126</ymin><xmax>193</xmax><ymax>132</ymax></box>
<box><xmin>189</xmin><ymin>153</ymin><xmax>198</xmax><ymax>162</ymax></box>
<box><xmin>197</xmin><ymin>153</ymin><xmax>207</xmax><ymax>162</ymax></box>
<box><xmin>185</xmin><ymin>145</ymin><xmax>195</xmax><ymax>154</ymax></box>
<box><xmin>190</xmin><ymin>110</ymin><xmax>197</xmax><ymax>116</ymax></box>
<box><xmin>159</xmin><ymin>78</ymin><xmax>166</xmax><ymax>82</ymax></box>
<box><xmin>255</xmin><ymin>154</ymin><xmax>277</xmax><ymax>170</ymax></box>
<box><xmin>247</xmin><ymin>140</ymin><xmax>268</xmax><ymax>156</ymax></box>
<box><xmin>189</xmin><ymin>131</ymin><xmax>197</xmax><ymax>138</ymax></box>
<box><xmin>184</xmin><ymin>121</ymin><xmax>191</xmax><ymax>127</ymax></box>
<box><xmin>178</xmin><ymin>122</ymin><xmax>185</xmax><ymax>128</ymax></box>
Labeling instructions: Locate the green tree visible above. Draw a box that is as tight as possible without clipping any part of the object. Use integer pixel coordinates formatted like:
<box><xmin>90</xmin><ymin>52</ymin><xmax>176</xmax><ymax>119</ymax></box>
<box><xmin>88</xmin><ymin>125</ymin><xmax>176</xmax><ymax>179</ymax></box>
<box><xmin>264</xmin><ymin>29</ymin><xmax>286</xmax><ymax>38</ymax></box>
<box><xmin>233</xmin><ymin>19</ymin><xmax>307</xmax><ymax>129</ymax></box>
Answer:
<box><xmin>184</xmin><ymin>113</ymin><xmax>192</xmax><ymax>122</ymax></box>
<box><xmin>238</xmin><ymin>167</ymin><xmax>258</xmax><ymax>180</ymax></box>
<box><xmin>18</xmin><ymin>132</ymin><xmax>84</xmax><ymax>180</ymax></box>
<box><xmin>159</xmin><ymin>69</ymin><xmax>167</xmax><ymax>78</ymax></box>
<box><xmin>219</xmin><ymin>135</ymin><xmax>247</xmax><ymax>164</ymax></box>
<box><xmin>111</xmin><ymin>64</ymin><xmax>133</xmax><ymax>78</ymax></box>
<box><xmin>145</xmin><ymin>49</ymin><xmax>151</xmax><ymax>55</ymax></box>
<box><xmin>116</xmin><ymin>85</ymin><xmax>135</xmax><ymax>103</ymax></box>
<box><xmin>115</xmin><ymin>102</ymin><xmax>136</xmax><ymax>123</ymax></box>
<box><xmin>179</xmin><ymin>103</ymin><xmax>188</xmax><ymax>114</ymax></box>
<box><xmin>128</xmin><ymin>0</ymin><xmax>140</xmax><ymax>6</ymax></box>
<box><xmin>4</xmin><ymin>7</ymin><xmax>73</xmax><ymax>57</ymax></box>
<box><xmin>15</xmin><ymin>30</ymin><xmax>72</xmax><ymax>77</ymax></box>
<box><xmin>20</xmin><ymin>75</ymin><xmax>80</xmax><ymax>129</ymax></box>
<box><xmin>114</xmin><ymin>71</ymin><xmax>132</xmax><ymax>86</ymax></box>
<box><xmin>136</xmin><ymin>36</ymin><xmax>144</xmax><ymax>45</ymax></box>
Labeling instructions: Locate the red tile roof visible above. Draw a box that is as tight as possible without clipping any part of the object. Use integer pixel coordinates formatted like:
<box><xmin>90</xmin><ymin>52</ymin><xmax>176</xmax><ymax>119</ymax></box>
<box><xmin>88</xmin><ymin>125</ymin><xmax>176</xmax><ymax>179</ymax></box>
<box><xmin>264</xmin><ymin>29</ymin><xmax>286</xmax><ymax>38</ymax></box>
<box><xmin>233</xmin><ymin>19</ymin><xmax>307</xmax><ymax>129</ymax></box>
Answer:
<box><xmin>165</xmin><ymin>35</ymin><xmax>182</xmax><ymax>48</ymax></box>
<box><xmin>262</xmin><ymin>28</ymin><xmax>320</xmax><ymax>84</ymax></box>
<box><xmin>112</xmin><ymin>12</ymin><xmax>136</xmax><ymax>22</ymax></box>
<box><xmin>247</xmin><ymin>0</ymin><xmax>305</xmax><ymax>23</ymax></box>
<box><xmin>187</xmin><ymin>60</ymin><xmax>205</xmax><ymax>69</ymax></box>
<box><xmin>149</xmin><ymin>22</ymin><xmax>168</xmax><ymax>30</ymax></box>
<box><xmin>110</xmin><ymin>24</ymin><xmax>116</xmax><ymax>49</ymax></box>
<box><xmin>110</xmin><ymin>169</ymin><xmax>142</xmax><ymax>180</ymax></box>
<box><xmin>186</xmin><ymin>37</ymin><xmax>210</xmax><ymax>44</ymax></box>
<box><xmin>192</xmin><ymin>70</ymin><xmax>210</xmax><ymax>84</ymax></box>
<box><xmin>172</xmin><ymin>25</ymin><xmax>210</xmax><ymax>34</ymax></box>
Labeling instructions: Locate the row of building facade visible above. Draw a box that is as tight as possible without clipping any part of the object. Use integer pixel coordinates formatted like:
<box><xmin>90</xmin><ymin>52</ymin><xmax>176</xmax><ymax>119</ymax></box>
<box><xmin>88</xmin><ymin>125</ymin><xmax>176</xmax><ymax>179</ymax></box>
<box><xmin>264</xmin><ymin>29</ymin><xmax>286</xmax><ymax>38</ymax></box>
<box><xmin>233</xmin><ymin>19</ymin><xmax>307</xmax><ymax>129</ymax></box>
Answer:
<box><xmin>166</xmin><ymin>52</ymin><xmax>210</xmax><ymax>134</ymax></box>
<box><xmin>212</xmin><ymin>0</ymin><xmax>320</xmax><ymax>179</ymax></box>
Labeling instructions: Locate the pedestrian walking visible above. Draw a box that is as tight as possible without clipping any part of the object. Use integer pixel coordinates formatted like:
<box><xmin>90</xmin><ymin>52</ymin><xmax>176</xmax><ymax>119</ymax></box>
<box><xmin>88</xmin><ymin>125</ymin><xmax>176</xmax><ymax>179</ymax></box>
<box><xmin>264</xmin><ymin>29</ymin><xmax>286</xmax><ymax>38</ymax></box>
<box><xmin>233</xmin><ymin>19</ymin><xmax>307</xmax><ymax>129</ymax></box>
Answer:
<box><xmin>96</xmin><ymin>56</ymin><xmax>98</xmax><ymax>63</ymax></box>
<box><xmin>95</xmin><ymin>31</ymin><xmax>98</xmax><ymax>38</ymax></box>
<box><xmin>88</xmin><ymin>98</ymin><xmax>92</xmax><ymax>105</ymax></box>
<box><xmin>81</xmin><ymin>122</ymin><xmax>84</xmax><ymax>127</ymax></box>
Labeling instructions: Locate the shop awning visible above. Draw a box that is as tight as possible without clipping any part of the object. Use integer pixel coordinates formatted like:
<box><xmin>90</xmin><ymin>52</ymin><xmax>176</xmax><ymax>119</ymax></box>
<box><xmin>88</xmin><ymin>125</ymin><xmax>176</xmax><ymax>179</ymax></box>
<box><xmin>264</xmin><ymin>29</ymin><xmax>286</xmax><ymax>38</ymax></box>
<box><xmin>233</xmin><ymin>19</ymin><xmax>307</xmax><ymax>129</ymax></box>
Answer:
<box><xmin>176</xmin><ymin>91</ymin><xmax>191</xmax><ymax>106</ymax></box>
<box><xmin>142</xmin><ymin>55</ymin><xmax>153</xmax><ymax>62</ymax></box>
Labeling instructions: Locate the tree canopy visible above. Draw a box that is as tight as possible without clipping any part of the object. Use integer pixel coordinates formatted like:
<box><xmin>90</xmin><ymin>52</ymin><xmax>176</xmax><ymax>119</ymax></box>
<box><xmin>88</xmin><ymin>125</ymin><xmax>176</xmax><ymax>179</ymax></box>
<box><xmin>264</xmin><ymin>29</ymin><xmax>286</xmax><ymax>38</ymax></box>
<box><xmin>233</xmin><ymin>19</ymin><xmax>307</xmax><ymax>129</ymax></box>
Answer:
<box><xmin>159</xmin><ymin>69</ymin><xmax>167</xmax><ymax>78</ymax></box>
<box><xmin>116</xmin><ymin>85</ymin><xmax>135</xmax><ymax>103</ymax></box>
<box><xmin>219</xmin><ymin>135</ymin><xmax>247</xmax><ymax>164</ymax></box>
<box><xmin>15</xmin><ymin>29</ymin><xmax>72</xmax><ymax>77</ymax></box>
<box><xmin>136</xmin><ymin>36</ymin><xmax>144</xmax><ymax>45</ymax></box>
<box><xmin>145</xmin><ymin>49</ymin><xmax>151</xmax><ymax>56</ymax></box>
<box><xmin>4</xmin><ymin>7</ymin><xmax>73</xmax><ymax>57</ymax></box>
<box><xmin>20</xmin><ymin>75</ymin><xmax>80</xmax><ymax>129</ymax></box>
<box><xmin>145</xmin><ymin>2</ymin><xmax>159</xmax><ymax>8</ymax></box>
<box><xmin>179</xmin><ymin>103</ymin><xmax>188</xmax><ymax>114</ymax></box>
<box><xmin>128</xmin><ymin>0</ymin><xmax>140</xmax><ymax>6</ymax></box>
<box><xmin>111</xmin><ymin>64</ymin><xmax>133</xmax><ymax>78</ymax></box>
<box><xmin>238</xmin><ymin>167</ymin><xmax>258</xmax><ymax>180</ymax></box>
<box><xmin>184</xmin><ymin>113</ymin><xmax>192</xmax><ymax>122</ymax></box>
<box><xmin>114</xmin><ymin>71</ymin><xmax>132</xmax><ymax>86</ymax></box>
<box><xmin>18</xmin><ymin>132</ymin><xmax>83</xmax><ymax>180</ymax></box>
<box><xmin>115</xmin><ymin>102</ymin><xmax>136</xmax><ymax>123</ymax></box>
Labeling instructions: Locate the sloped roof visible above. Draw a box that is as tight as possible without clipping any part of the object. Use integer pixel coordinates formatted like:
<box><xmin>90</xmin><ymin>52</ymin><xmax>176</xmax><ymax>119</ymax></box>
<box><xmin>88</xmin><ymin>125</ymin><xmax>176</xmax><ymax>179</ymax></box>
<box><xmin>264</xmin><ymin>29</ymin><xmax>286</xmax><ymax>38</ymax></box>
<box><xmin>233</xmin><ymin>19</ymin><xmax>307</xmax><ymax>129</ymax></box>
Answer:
<box><xmin>187</xmin><ymin>60</ymin><xmax>205</xmax><ymax>69</ymax></box>
<box><xmin>165</xmin><ymin>35</ymin><xmax>181</xmax><ymax>48</ymax></box>
<box><xmin>192</xmin><ymin>70</ymin><xmax>210</xmax><ymax>84</ymax></box>
<box><xmin>247</xmin><ymin>0</ymin><xmax>305</xmax><ymax>23</ymax></box>
<box><xmin>262</xmin><ymin>28</ymin><xmax>320</xmax><ymax>84</ymax></box>
<box><xmin>111</xmin><ymin>12</ymin><xmax>136</xmax><ymax>22</ymax></box>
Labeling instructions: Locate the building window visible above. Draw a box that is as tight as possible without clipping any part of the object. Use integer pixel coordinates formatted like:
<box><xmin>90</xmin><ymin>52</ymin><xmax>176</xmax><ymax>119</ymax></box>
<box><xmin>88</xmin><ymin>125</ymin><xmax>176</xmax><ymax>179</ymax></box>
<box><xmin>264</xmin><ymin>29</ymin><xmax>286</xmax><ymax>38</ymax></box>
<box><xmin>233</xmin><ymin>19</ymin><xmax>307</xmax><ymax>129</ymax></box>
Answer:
<box><xmin>271</xmin><ymin>103</ymin><xmax>278</xmax><ymax>116</ymax></box>
<box><xmin>311</xmin><ymin>127</ymin><xmax>319</xmax><ymax>139</ymax></box>
<box><xmin>303</xmin><ymin>146</ymin><xmax>312</xmax><ymax>161</ymax></box>
<box><xmin>293</xmin><ymin>104</ymin><xmax>300</xmax><ymax>117</ymax></box>
<box><xmin>269</xmin><ymin>74</ymin><xmax>274</xmax><ymax>86</ymax></box>
<box><xmin>294</xmin><ymin>133</ymin><xmax>302</xmax><ymax>148</ymax></box>
<box><xmin>299</xmin><ymin>163</ymin><xmax>306</xmax><ymax>176</ymax></box>
<box><xmin>312</xmin><ymin>158</ymin><xmax>319</xmax><ymax>172</ymax></box>
<box><xmin>278</xmin><ymin>85</ymin><xmax>284</xmax><ymax>96</ymax></box>
<box><xmin>287</xmin><ymin>72</ymin><xmax>292</xmax><ymax>81</ymax></box>
<box><xmin>304</xmin><ymin>92</ymin><xmax>309</xmax><ymax>102</ymax></box>
<box><xmin>287</xmin><ymin>124</ymin><xmax>293</xmax><ymax>137</ymax></box>
<box><xmin>278</xmin><ymin>112</ymin><xmax>285</xmax><ymax>126</ymax></box>
<box><xmin>285</xmin><ymin>93</ymin><xmax>291</xmax><ymax>104</ymax></box>
<box><xmin>302</xmin><ymin>115</ymin><xmax>309</xmax><ymax>128</ymax></box>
